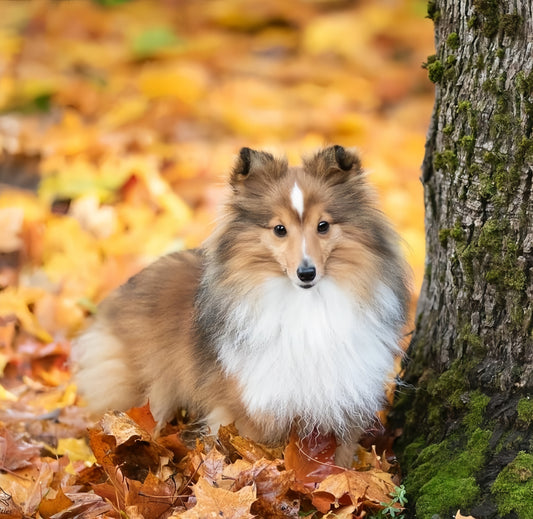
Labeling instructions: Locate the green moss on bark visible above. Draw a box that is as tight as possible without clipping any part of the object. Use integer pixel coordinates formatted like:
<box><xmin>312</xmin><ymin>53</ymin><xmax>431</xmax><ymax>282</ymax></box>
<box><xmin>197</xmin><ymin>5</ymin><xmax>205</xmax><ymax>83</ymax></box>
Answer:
<box><xmin>427</xmin><ymin>59</ymin><xmax>444</xmax><ymax>83</ymax></box>
<box><xmin>473</xmin><ymin>0</ymin><xmax>500</xmax><ymax>38</ymax></box>
<box><xmin>433</xmin><ymin>149</ymin><xmax>458</xmax><ymax>171</ymax></box>
<box><xmin>517</xmin><ymin>398</ymin><xmax>533</xmax><ymax>425</ymax></box>
<box><xmin>427</xmin><ymin>0</ymin><xmax>441</xmax><ymax>22</ymax></box>
<box><xmin>458</xmin><ymin>218</ymin><xmax>526</xmax><ymax>291</ymax></box>
<box><xmin>406</xmin><ymin>428</ymin><xmax>491</xmax><ymax>518</ymax></box>
<box><xmin>491</xmin><ymin>452</ymin><xmax>533</xmax><ymax>518</ymax></box>
<box><xmin>500</xmin><ymin>13</ymin><xmax>523</xmax><ymax>37</ymax></box>
<box><xmin>447</xmin><ymin>32</ymin><xmax>459</xmax><ymax>49</ymax></box>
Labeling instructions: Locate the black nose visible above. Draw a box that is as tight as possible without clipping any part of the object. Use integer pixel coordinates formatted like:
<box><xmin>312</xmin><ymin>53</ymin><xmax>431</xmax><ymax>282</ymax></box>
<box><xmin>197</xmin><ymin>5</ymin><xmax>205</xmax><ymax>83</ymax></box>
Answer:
<box><xmin>297</xmin><ymin>265</ymin><xmax>316</xmax><ymax>282</ymax></box>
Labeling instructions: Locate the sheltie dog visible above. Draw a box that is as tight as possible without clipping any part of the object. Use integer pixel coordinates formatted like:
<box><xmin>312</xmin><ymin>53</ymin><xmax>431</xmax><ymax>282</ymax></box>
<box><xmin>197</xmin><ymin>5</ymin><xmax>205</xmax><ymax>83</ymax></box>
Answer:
<box><xmin>72</xmin><ymin>145</ymin><xmax>410</xmax><ymax>466</ymax></box>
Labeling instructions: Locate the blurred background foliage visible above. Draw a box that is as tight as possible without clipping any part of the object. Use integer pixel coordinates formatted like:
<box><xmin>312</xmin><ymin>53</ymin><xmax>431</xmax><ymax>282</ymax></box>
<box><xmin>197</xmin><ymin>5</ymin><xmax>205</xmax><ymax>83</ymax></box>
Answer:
<box><xmin>0</xmin><ymin>0</ymin><xmax>434</xmax><ymax>342</ymax></box>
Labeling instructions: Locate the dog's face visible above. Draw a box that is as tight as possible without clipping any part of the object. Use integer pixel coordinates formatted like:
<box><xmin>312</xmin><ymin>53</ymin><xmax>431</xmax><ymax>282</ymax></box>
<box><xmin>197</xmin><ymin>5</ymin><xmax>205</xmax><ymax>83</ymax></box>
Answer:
<box><xmin>263</xmin><ymin>178</ymin><xmax>340</xmax><ymax>289</ymax></box>
<box><xmin>209</xmin><ymin>145</ymin><xmax>400</xmax><ymax>300</ymax></box>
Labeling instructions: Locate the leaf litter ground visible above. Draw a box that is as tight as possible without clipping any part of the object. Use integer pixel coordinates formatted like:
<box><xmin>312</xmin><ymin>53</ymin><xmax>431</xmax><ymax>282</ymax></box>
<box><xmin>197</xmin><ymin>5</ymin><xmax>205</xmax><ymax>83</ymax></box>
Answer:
<box><xmin>0</xmin><ymin>0</ymin><xmax>435</xmax><ymax>517</ymax></box>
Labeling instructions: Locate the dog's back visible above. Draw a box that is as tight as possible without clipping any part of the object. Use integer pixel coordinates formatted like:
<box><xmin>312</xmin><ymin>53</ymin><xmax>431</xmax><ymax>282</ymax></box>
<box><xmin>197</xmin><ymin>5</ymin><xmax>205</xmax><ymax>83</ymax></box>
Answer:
<box><xmin>72</xmin><ymin>250</ymin><xmax>213</xmax><ymax>424</ymax></box>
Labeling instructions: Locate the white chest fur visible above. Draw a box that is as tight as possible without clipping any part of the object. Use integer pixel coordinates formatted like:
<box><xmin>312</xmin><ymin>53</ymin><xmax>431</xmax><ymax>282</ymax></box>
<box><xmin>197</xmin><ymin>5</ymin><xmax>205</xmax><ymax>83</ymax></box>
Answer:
<box><xmin>216</xmin><ymin>277</ymin><xmax>402</xmax><ymax>437</ymax></box>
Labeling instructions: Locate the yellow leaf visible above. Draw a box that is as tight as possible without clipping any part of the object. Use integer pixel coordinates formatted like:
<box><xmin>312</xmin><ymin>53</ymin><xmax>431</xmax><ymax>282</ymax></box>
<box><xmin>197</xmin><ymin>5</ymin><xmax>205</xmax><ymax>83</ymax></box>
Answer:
<box><xmin>0</xmin><ymin>287</ymin><xmax>53</xmax><ymax>342</ymax></box>
<box><xmin>100</xmin><ymin>96</ymin><xmax>148</xmax><ymax>129</ymax></box>
<box><xmin>50</xmin><ymin>437</ymin><xmax>96</xmax><ymax>473</ymax></box>
<box><xmin>138</xmin><ymin>63</ymin><xmax>208</xmax><ymax>105</ymax></box>
<box><xmin>0</xmin><ymin>384</ymin><xmax>18</xmax><ymax>402</ymax></box>
<box><xmin>0</xmin><ymin>190</ymin><xmax>46</xmax><ymax>221</ymax></box>
<box><xmin>56</xmin><ymin>383</ymin><xmax>78</xmax><ymax>408</ymax></box>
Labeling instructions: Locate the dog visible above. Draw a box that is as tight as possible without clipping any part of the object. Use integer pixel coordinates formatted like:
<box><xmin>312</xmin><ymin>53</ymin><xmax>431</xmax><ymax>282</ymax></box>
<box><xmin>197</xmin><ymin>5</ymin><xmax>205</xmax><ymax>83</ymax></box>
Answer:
<box><xmin>72</xmin><ymin>145</ymin><xmax>411</xmax><ymax>466</ymax></box>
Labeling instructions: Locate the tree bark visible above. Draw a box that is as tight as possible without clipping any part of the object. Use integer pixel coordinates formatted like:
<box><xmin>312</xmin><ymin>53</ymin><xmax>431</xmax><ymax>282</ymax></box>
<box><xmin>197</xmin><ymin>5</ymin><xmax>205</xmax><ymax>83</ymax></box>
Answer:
<box><xmin>391</xmin><ymin>1</ymin><xmax>533</xmax><ymax>518</ymax></box>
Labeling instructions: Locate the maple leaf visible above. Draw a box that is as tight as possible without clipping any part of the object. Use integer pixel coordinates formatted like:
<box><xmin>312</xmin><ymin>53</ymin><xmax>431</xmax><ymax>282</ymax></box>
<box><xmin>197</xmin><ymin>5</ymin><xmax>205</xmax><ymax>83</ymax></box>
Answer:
<box><xmin>232</xmin><ymin>458</ymin><xmax>299</xmax><ymax>518</ymax></box>
<box><xmin>179</xmin><ymin>477</ymin><xmax>256</xmax><ymax>519</ymax></box>
<box><xmin>90</xmin><ymin>410</ymin><xmax>175</xmax><ymax>482</ymax></box>
<box><xmin>284</xmin><ymin>429</ymin><xmax>343</xmax><ymax>493</ymax></box>
<box><xmin>126</xmin><ymin>402</ymin><xmax>158</xmax><ymax>436</ymax></box>
<box><xmin>125</xmin><ymin>471</ymin><xmax>182</xmax><ymax>519</ymax></box>
<box><xmin>312</xmin><ymin>469</ymin><xmax>397</xmax><ymax>515</ymax></box>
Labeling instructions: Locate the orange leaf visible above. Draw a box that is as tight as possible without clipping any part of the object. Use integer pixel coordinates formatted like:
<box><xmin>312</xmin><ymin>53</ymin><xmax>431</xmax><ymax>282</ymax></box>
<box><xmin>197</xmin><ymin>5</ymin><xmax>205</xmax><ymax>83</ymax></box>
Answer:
<box><xmin>126</xmin><ymin>402</ymin><xmax>157</xmax><ymax>436</ymax></box>
<box><xmin>284</xmin><ymin>429</ymin><xmax>343</xmax><ymax>492</ymax></box>
<box><xmin>312</xmin><ymin>469</ymin><xmax>397</xmax><ymax>514</ymax></box>
<box><xmin>38</xmin><ymin>487</ymin><xmax>74</xmax><ymax>519</ymax></box>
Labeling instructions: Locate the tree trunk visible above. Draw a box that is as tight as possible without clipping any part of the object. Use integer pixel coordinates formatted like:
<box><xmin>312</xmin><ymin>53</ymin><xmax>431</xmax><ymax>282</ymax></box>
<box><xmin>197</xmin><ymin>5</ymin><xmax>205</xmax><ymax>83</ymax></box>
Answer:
<box><xmin>390</xmin><ymin>1</ymin><xmax>533</xmax><ymax>518</ymax></box>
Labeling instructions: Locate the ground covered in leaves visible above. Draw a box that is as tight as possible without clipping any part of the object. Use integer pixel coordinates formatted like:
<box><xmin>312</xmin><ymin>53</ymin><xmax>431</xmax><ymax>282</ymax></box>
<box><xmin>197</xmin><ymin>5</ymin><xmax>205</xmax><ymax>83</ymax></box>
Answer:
<box><xmin>0</xmin><ymin>1</ymin><xmax>435</xmax><ymax>517</ymax></box>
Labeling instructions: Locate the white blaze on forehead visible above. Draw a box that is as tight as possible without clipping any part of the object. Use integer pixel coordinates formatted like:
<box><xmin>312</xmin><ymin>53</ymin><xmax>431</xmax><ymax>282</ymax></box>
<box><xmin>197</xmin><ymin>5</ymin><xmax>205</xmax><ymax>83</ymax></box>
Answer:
<box><xmin>291</xmin><ymin>182</ymin><xmax>304</xmax><ymax>219</ymax></box>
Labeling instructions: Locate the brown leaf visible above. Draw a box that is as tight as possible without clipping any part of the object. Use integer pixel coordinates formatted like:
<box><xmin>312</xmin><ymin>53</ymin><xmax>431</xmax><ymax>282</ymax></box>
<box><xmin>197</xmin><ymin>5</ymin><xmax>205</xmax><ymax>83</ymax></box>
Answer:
<box><xmin>455</xmin><ymin>511</ymin><xmax>477</xmax><ymax>519</ymax></box>
<box><xmin>180</xmin><ymin>477</ymin><xmax>256</xmax><ymax>519</ymax></box>
<box><xmin>125</xmin><ymin>471</ymin><xmax>181</xmax><ymax>519</ymax></box>
<box><xmin>218</xmin><ymin>424</ymin><xmax>279</xmax><ymax>463</ymax></box>
<box><xmin>158</xmin><ymin>432</ymin><xmax>190</xmax><ymax>461</ymax></box>
<box><xmin>99</xmin><ymin>410</ymin><xmax>152</xmax><ymax>446</ymax></box>
<box><xmin>233</xmin><ymin>458</ymin><xmax>298</xmax><ymax>518</ymax></box>
<box><xmin>90</xmin><ymin>411</ymin><xmax>174</xmax><ymax>482</ymax></box>
<box><xmin>284</xmin><ymin>429</ymin><xmax>343</xmax><ymax>492</ymax></box>
<box><xmin>0</xmin><ymin>426</ymin><xmax>40</xmax><ymax>471</ymax></box>
<box><xmin>312</xmin><ymin>469</ymin><xmax>397</xmax><ymax>514</ymax></box>
<box><xmin>197</xmin><ymin>448</ymin><xmax>228</xmax><ymax>486</ymax></box>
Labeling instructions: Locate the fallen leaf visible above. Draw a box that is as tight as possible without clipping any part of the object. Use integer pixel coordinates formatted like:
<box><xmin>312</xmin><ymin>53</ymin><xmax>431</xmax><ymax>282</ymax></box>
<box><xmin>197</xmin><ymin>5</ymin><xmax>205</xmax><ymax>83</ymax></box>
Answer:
<box><xmin>312</xmin><ymin>469</ymin><xmax>397</xmax><ymax>514</ymax></box>
<box><xmin>90</xmin><ymin>411</ymin><xmax>173</xmax><ymax>482</ymax></box>
<box><xmin>38</xmin><ymin>487</ymin><xmax>74</xmax><ymax>519</ymax></box>
<box><xmin>233</xmin><ymin>458</ymin><xmax>298</xmax><ymax>518</ymax></box>
<box><xmin>218</xmin><ymin>424</ymin><xmax>280</xmax><ymax>463</ymax></box>
<box><xmin>0</xmin><ymin>487</ymin><xmax>23</xmax><ymax>518</ymax></box>
<box><xmin>0</xmin><ymin>1</ymin><xmax>433</xmax><ymax>517</ymax></box>
<box><xmin>180</xmin><ymin>477</ymin><xmax>256</xmax><ymax>519</ymax></box>
<box><xmin>126</xmin><ymin>402</ymin><xmax>157</xmax><ymax>436</ymax></box>
<box><xmin>0</xmin><ymin>426</ymin><xmax>40</xmax><ymax>471</ymax></box>
<box><xmin>125</xmin><ymin>471</ymin><xmax>182</xmax><ymax>519</ymax></box>
<box><xmin>284</xmin><ymin>429</ymin><xmax>343</xmax><ymax>492</ymax></box>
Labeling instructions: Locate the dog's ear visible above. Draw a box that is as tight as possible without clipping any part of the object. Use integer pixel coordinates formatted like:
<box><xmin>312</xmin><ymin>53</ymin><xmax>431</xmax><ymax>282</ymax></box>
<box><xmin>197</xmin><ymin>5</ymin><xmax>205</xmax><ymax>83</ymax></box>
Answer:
<box><xmin>305</xmin><ymin>145</ymin><xmax>362</xmax><ymax>182</ymax></box>
<box><xmin>230</xmin><ymin>147</ymin><xmax>287</xmax><ymax>190</ymax></box>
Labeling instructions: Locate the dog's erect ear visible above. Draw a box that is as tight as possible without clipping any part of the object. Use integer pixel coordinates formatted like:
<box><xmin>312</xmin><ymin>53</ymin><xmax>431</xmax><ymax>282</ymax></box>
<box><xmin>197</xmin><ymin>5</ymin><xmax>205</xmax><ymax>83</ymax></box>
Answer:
<box><xmin>230</xmin><ymin>147</ymin><xmax>287</xmax><ymax>189</ymax></box>
<box><xmin>333</xmin><ymin>145</ymin><xmax>357</xmax><ymax>171</ymax></box>
<box><xmin>305</xmin><ymin>145</ymin><xmax>362</xmax><ymax>182</ymax></box>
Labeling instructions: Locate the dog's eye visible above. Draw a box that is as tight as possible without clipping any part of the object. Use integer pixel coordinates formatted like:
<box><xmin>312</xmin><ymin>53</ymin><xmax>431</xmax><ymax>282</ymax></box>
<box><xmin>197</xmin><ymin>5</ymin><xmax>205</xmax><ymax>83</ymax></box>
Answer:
<box><xmin>317</xmin><ymin>221</ymin><xmax>330</xmax><ymax>234</ymax></box>
<box><xmin>273</xmin><ymin>225</ymin><xmax>287</xmax><ymax>237</ymax></box>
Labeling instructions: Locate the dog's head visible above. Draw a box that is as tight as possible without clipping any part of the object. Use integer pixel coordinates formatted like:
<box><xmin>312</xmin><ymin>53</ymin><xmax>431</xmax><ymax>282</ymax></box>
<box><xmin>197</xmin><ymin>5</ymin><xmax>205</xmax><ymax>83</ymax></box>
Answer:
<box><xmin>208</xmin><ymin>145</ymin><xmax>407</xmax><ymax>304</ymax></box>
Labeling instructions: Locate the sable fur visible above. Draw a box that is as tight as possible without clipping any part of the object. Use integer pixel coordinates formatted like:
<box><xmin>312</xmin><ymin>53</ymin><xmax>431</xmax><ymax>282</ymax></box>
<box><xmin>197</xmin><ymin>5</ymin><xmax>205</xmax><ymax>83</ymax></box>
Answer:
<box><xmin>72</xmin><ymin>145</ymin><xmax>411</xmax><ymax>466</ymax></box>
